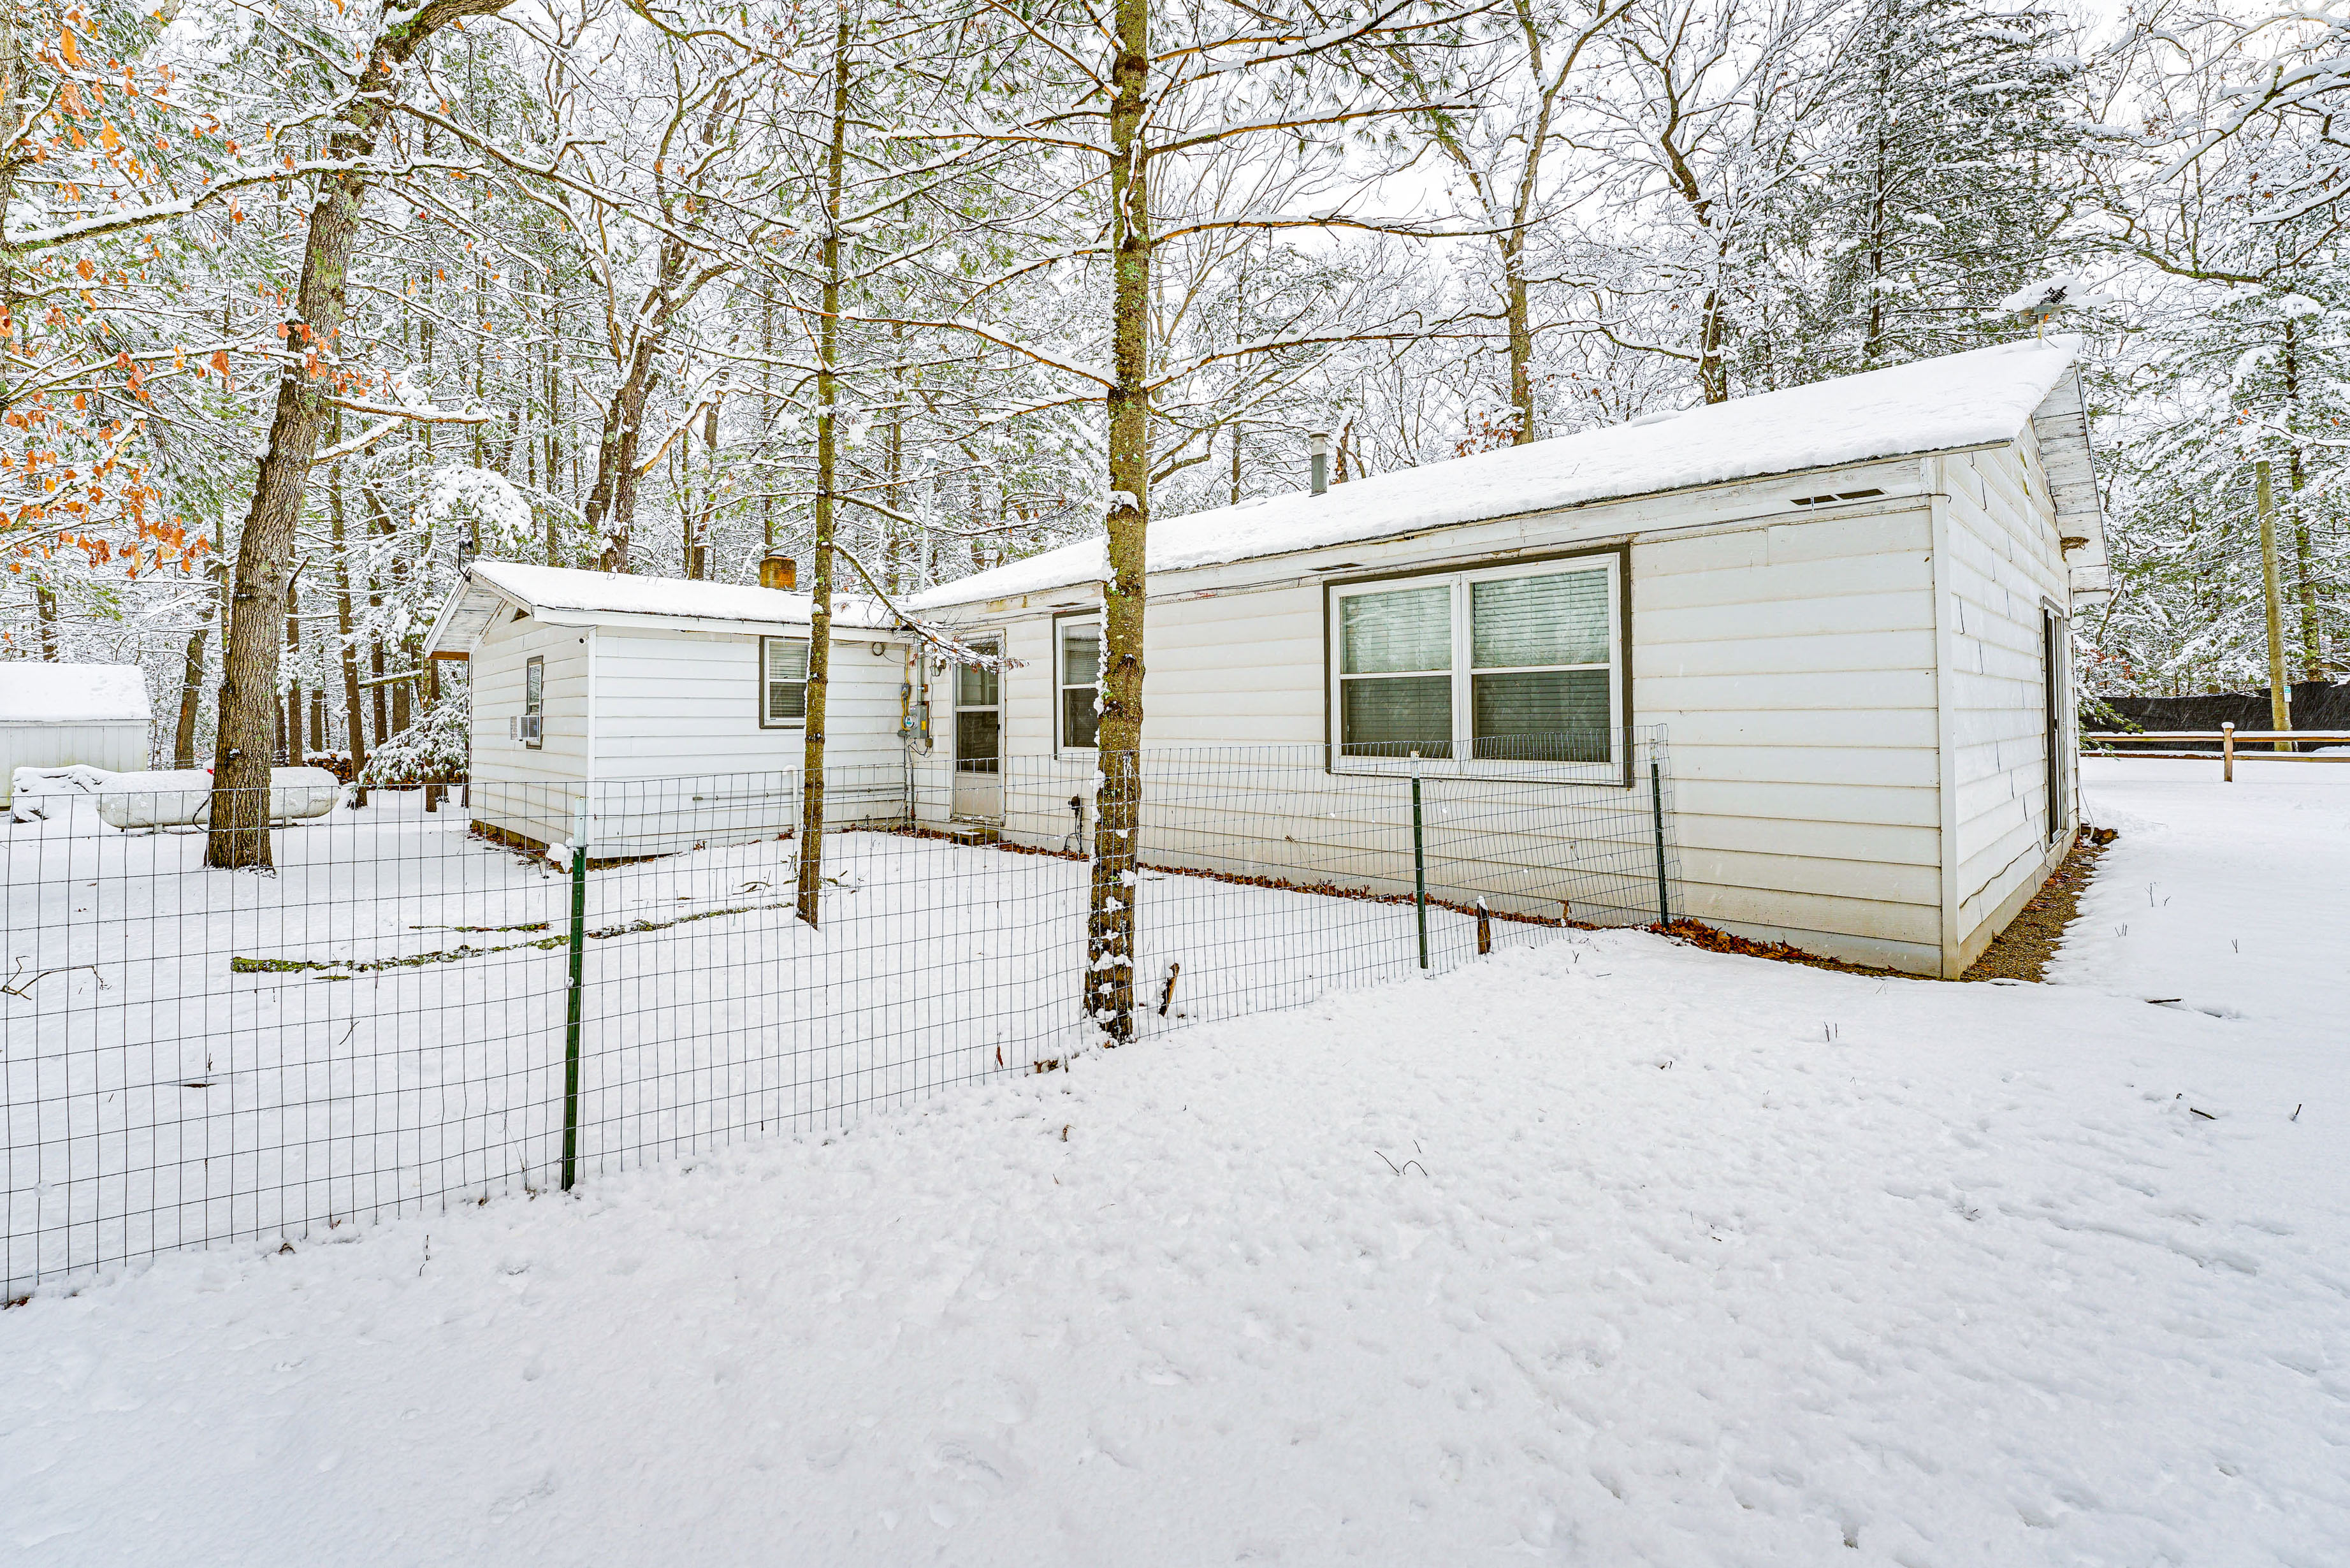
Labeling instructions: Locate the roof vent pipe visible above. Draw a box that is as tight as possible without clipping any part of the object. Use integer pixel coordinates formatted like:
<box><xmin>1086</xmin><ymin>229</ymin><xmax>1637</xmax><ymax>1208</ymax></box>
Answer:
<box><xmin>759</xmin><ymin>553</ymin><xmax>797</xmax><ymax>591</ymax></box>
<box><xmin>1309</xmin><ymin>431</ymin><xmax>1330</xmax><ymax>497</ymax></box>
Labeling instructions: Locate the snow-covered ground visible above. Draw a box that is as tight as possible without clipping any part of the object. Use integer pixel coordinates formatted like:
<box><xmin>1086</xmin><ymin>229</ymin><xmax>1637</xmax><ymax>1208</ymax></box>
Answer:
<box><xmin>4</xmin><ymin>790</ymin><xmax>1605</xmax><ymax>1289</ymax></box>
<box><xmin>4</xmin><ymin>757</ymin><xmax>2346</xmax><ymax>1565</ymax></box>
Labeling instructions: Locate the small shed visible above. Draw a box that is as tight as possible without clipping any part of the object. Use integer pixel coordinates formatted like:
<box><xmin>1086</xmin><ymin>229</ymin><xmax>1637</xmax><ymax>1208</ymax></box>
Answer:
<box><xmin>0</xmin><ymin>663</ymin><xmax>154</xmax><ymax>806</ymax></box>
<box><xmin>423</xmin><ymin>560</ymin><xmax>918</xmax><ymax>855</ymax></box>
<box><xmin>904</xmin><ymin>337</ymin><xmax>2112</xmax><ymax>977</ymax></box>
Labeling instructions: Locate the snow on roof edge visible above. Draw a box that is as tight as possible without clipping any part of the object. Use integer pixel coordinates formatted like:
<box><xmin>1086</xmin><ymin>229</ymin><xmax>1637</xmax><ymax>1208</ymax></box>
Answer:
<box><xmin>0</xmin><ymin>662</ymin><xmax>154</xmax><ymax>723</ymax></box>
<box><xmin>442</xmin><ymin>560</ymin><xmax>903</xmax><ymax>643</ymax></box>
<box><xmin>911</xmin><ymin>337</ymin><xmax>2083</xmax><ymax>611</ymax></box>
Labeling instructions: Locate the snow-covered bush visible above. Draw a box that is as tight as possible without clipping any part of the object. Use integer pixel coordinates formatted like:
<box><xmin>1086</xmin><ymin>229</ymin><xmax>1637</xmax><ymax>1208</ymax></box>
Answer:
<box><xmin>361</xmin><ymin>678</ymin><xmax>470</xmax><ymax>786</ymax></box>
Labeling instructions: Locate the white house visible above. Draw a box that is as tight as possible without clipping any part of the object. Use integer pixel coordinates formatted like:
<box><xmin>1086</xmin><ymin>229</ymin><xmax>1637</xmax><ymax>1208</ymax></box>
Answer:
<box><xmin>0</xmin><ymin>663</ymin><xmax>154</xmax><ymax>806</ymax></box>
<box><xmin>422</xmin><ymin>558</ymin><xmax>917</xmax><ymax>856</ymax></box>
<box><xmin>899</xmin><ymin>338</ymin><xmax>2110</xmax><ymax>978</ymax></box>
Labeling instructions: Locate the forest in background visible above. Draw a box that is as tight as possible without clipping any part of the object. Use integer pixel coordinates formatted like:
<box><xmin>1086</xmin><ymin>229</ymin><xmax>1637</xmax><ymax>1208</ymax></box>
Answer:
<box><xmin>1</xmin><ymin>0</ymin><xmax>2342</xmax><ymax>781</ymax></box>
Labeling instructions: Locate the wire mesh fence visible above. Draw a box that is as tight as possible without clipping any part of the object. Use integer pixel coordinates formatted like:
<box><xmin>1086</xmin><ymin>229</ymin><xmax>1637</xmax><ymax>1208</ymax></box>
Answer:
<box><xmin>3</xmin><ymin>731</ymin><xmax>1678</xmax><ymax>1294</ymax></box>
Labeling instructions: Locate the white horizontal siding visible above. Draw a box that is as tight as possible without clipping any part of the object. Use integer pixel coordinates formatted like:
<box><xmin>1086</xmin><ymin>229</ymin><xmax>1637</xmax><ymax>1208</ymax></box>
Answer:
<box><xmin>591</xmin><ymin>628</ymin><xmax>910</xmax><ymax>781</ymax></box>
<box><xmin>1627</xmin><ymin>506</ymin><xmax>1942</xmax><ymax>971</ymax></box>
<box><xmin>1941</xmin><ymin>444</ymin><xmax>2070</xmax><ymax>963</ymax></box>
<box><xmin>464</xmin><ymin>612</ymin><xmax>593</xmax><ymax>847</ymax></box>
<box><xmin>0</xmin><ymin>720</ymin><xmax>152</xmax><ymax>803</ymax></box>
<box><xmin>908</xmin><ymin>477</ymin><xmax>1954</xmax><ymax>971</ymax></box>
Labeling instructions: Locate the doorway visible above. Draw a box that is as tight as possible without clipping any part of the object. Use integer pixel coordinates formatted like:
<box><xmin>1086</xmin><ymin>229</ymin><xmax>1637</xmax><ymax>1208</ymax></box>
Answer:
<box><xmin>2043</xmin><ymin>607</ymin><xmax>2067</xmax><ymax>841</ymax></box>
<box><xmin>954</xmin><ymin>635</ymin><xmax>1003</xmax><ymax>822</ymax></box>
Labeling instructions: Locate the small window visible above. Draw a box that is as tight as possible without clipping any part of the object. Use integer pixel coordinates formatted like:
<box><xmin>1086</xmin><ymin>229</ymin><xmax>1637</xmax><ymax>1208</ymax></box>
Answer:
<box><xmin>1330</xmin><ymin>555</ymin><xmax>1621</xmax><ymax>772</ymax></box>
<box><xmin>521</xmin><ymin>656</ymin><xmax>544</xmax><ymax>748</ymax></box>
<box><xmin>1057</xmin><ymin>616</ymin><xmax>1101</xmax><ymax>751</ymax></box>
<box><xmin>761</xmin><ymin>636</ymin><xmax>809</xmax><ymax>727</ymax></box>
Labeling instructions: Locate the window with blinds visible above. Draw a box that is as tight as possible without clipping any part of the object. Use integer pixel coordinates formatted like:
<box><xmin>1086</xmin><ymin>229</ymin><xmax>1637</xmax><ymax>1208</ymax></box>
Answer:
<box><xmin>1058</xmin><ymin>617</ymin><xmax>1101</xmax><ymax>750</ymax></box>
<box><xmin>1330</xmin><ymin>558</ymin><xmax>1619</xmax><ymax>769</ymax></box>
<box><xmin>760</xmin><ymin>636</ymin><xmax>809</xmax><ymax>727</ymax></box>
<box><xmin>1338</xmin><ymin>586</ymin><xmax>1453</xmax><ymax>758</ymax></box>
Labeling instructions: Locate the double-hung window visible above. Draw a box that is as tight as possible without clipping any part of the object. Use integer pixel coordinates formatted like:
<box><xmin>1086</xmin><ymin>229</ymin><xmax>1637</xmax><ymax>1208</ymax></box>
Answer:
<box><xmin>519</xmin><ymin>656</ymin><xmax>544</xmax><ymax>748</ymax></box>
<box><xmin>760</xmin><ymin>635</ymin><xmax>809</xmax><ymax>727</ymax></box>
<box><xmin>1330</xmin><ymin>555</ymin><xmax>1621</xmax><ymax>772</ymax></box>
<box><xmin>1057</xmin><ymin>614</ymin><xmax>1101</xmax><ymax>752</ymax></box>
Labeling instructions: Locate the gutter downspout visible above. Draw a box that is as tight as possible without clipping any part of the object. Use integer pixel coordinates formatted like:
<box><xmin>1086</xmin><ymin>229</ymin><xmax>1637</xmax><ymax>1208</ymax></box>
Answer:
<box><xmin>1927</xmin><ymin>455</ymin><xmax>1963</xmax><ymax>979</ymax></box>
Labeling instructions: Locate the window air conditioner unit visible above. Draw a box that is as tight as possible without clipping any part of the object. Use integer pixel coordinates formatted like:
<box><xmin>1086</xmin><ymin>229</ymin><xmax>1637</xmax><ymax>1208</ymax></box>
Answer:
<box><xmin>512</xmin><ymin>715</ymin><xmax>542</xmax><ymax>743</ymax></box>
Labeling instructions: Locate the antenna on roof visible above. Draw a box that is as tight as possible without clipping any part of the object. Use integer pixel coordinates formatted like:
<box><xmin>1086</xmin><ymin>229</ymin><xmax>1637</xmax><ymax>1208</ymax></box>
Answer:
<box><xmin>1309</xmin><ymin>431</ymin><xmax>1330</xmax><ymax>497</ymax></box>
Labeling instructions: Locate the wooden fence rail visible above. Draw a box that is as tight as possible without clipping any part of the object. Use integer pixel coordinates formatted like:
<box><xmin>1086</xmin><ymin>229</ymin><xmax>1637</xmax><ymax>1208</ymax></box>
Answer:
<box><xmin>2084</xmin><ymin>725</ymin><xmax>2350</xmax><ymax>781</ymax></box>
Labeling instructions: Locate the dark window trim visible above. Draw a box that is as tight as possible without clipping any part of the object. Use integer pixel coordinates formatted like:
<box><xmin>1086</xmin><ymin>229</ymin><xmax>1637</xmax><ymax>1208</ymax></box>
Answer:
<box><xmin>1320</xmin><ymin>542</ymin><xmax>1634</xmax><ymax>787</ymax></box>
<box><xmin>758</xmin><ymin>634</ymin><xmax>809</xmax><ymax>730</ymax></box>
<box><xmin>1051</xmin><ymin>607</ymin><xmax>1104</xmax><ymax>755</ymax></box>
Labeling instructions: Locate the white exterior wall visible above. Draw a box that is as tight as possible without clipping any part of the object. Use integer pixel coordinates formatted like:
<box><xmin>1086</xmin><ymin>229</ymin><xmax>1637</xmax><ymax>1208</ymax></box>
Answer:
<box><xmin>467</xmin><ymin>614</ymin><xmax>915</xmax><ymax>853</ymax></box>
<box><xmin>914</xmin><ymin>458</ymin><xmax>1962</xmax><ymax>961</ymax></box>
<box><xmin>0</xmin><ymin>720</ymin><xmax>152</xmax><ymax>804</ymax></box>
<box><xmin>1636</xmin><ymin>507</ymin><xmax>1945</xmax><ymax>972</ymax></box>
<box><xmin>464</xmin><ymin>609</ymin><xmax>595</xmax><ymax>850</ymax></box>
<box><xmin>1940</xmin><ymin>439</ymin><xmax>2073</xmax><ymax>969</ymax></box>
<box><xmin>591</xmin><ymin>626</ymin><xmax>913</xmax><ymax>853</ymax></box>
<box><xmin>908</xmin><ymin>442</ymin><xmax>2087</xmax><ymax>975</ymax></box>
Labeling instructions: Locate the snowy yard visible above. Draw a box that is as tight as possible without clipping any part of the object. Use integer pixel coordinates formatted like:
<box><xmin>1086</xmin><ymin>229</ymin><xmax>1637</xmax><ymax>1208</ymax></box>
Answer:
<box><xmin>4</xmin><ymin>755</ymin><xmax>2346</xmax><ymax>1564</ymax></box>
<box><xmin>3</xmin><ymin>781</ymin><xmax>1619</xmax><ymax>1291</ymax></box>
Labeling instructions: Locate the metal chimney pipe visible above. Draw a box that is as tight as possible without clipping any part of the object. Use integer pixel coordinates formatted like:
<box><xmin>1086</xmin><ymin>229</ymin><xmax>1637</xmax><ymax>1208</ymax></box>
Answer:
<box><xmin>1310</xmin><ymin>431</ymin><xmax>1330</xmax><ymax>496</ymax></box>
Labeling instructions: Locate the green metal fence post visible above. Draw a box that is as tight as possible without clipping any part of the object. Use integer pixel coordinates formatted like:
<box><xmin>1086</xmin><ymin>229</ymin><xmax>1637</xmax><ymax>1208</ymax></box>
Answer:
<box><xmin>1410</xmin><ymin>751</ymin><xmax>1429</xmax><ymax>971</ymax></box>
<box><xmin>562</xmin><ymin>797</ymin><xmax>588</xmax><ymax>1192</ymax></box>
<box><xmin>1649</xmin><ymin>752</ymin><xmax>1671</xmax><ymax>928</ymax></box>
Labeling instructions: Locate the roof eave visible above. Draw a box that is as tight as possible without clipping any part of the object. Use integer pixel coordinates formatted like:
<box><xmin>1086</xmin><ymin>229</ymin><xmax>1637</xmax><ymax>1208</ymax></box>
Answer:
<box><xmin>924</xmin><ymin>438</ymin><xmax>2007</xmax><ymax>606</ymax></box>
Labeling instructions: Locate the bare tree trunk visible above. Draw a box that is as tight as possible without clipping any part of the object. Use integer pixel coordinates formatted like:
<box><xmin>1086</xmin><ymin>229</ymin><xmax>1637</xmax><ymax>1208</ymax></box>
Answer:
<box><xmin>2281</xmin><ymin>316</ymin><xmax>2321</xmax><ymax>678</ymax></box>
<box><xmin>329</xmin><ymin>467</ymin><xmax>368</xmax><ymax>783</ymax></box>
<box><xmin>760</xmin><ymin>291</ymin><xmax>776</xmax><ymax>551</ymax></box>
<box><xmin>173</xmin><ymin>563</ymin><xmax>221</xmax><ymax>769</ymax></box>
<box><xmin>545</xmin><ymin>296</ymin><xmax>563</xmax><ymax>565</ymax></box>
<box><xmin>1087</xmin><ymin>0</ymin><xmax>1151</xmax><ymax>1044</ymax></box>
<box><xmin>370</xmin><ymin>643</ymin><xmax>388</xmax><ymax>746</ymax></box>
<box><xmin>583</xmin><ymin>351</ymin><xmax>658</xmax><ymax>572</ymax></box>
<box><xmin>32</xmin><ymin>581</ymin><xmax>57</xmax><ymax>659</ymax></box>
<box><xmin>1500</xmin><ymin>230</ymin><xmax>1535</xmax><ymax>443</ymax></box>
<box><xmin>285</xmin><ymin>573</ymin><xmax>305</xmax><ymax>764</ymax></box>
<box><xmin>797</xmin><ymin>15</ymin><xmax>852</xmax><ymax>929</ymax></box>
<box><xmin>206</xmin><ymin>0</ymin><xmax>512</xmax><ymax>867</ymax></box>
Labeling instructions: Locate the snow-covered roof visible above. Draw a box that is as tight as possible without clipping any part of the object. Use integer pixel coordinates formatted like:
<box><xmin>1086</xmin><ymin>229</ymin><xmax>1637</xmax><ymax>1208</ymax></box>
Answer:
<box><xmin>427</xmin><ymin>560</ymin><xmax>901</xmax><ymax>657</ymax></box>
<box><xmin>0</xmin><ymin>662</ymin><xmax>153</xmax><ymax>724</ymax></box>
<box><xmin>913</xmin><ymin>337</ymin><xmax>2087</xmax><ymax>609</ymax></box>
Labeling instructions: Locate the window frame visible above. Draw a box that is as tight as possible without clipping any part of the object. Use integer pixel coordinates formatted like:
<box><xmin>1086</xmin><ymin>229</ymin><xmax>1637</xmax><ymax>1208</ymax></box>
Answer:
<box><xmin>1324</xmin><ymin>547</ymin><xmax>1628</xmax><ymax>784</ymax></box>
<box><xmin>1053</xmin><ymin>609</ymin><xmax>1104</xmax><ymax>757</ymax></box>
<box><xmin>521</xmin><ymin>655</ymin><xmax>544</xmax><ymax>749</ymax></box>
<box><xmin>758</xmin><ymin>634</ymin><xmax>811</xmax><ymax>730</ymax></box>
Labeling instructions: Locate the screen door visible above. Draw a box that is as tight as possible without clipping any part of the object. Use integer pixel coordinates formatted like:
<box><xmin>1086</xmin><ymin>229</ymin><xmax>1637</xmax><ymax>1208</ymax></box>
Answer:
<box><xmin>954</xmin><ymin>637</ymin><xmax>1003</xmax><ymax>821</ymax></box>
